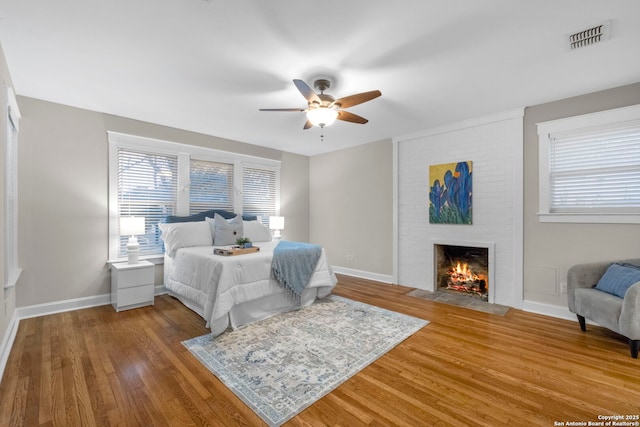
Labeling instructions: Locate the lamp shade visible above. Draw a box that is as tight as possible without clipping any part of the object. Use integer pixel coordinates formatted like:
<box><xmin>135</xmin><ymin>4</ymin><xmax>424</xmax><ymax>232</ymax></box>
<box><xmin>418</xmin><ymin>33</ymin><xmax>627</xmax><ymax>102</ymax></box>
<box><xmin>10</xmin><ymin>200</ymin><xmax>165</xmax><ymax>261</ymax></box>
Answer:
<box><xmin>120</xmin><ymin>216</ymin><xmax>145</xmax><ymax>236</ymax></box>
<box><xmin>269</xmin><ymin>216</ymin><xmax>284</xmax><ymax>230</ymax></box>
<box><xmin>306</xmin><ymin>107</ymin><xmax>338</xmax><ymax>128</ymax></box>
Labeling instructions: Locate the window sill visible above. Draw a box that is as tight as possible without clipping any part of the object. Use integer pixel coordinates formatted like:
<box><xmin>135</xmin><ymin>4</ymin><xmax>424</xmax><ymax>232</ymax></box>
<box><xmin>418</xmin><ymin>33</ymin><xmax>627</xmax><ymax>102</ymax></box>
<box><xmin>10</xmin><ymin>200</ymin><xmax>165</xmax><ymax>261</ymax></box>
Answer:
<box><xmin>106</xmin><ymin>255</ymin><xmax>165</xmax><ymax>266</ymax></box>
<box><xmin>538</xmin><ymin>213</ymin><xmax>640</xmax><ymax>224</ymax></box>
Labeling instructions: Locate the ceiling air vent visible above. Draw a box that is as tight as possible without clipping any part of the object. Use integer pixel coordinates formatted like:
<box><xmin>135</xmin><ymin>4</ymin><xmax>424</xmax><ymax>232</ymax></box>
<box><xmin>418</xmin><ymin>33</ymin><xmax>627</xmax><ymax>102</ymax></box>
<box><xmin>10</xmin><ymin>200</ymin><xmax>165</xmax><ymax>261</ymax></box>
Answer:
<box><xmin>569</xmin><ymin>21</ymin><xmax>610</xmax><ymax>50</ymax></box>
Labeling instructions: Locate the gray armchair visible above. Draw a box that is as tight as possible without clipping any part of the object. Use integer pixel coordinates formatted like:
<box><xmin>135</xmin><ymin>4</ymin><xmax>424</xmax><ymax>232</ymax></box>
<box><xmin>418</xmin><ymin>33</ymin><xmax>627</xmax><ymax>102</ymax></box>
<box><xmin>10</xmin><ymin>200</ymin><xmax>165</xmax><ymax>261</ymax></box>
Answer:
<box><xmin>567</xmin><ymin>259</ymin><xmax>640</xmax><ymax>358</ymax></box>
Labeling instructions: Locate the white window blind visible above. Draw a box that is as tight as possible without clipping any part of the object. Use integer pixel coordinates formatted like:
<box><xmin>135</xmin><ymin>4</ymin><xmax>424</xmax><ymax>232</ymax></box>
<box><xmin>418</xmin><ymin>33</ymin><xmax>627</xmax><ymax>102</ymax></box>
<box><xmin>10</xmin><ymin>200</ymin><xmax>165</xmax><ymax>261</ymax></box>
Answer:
<box><xmin>243</xmin><ymin>166</ymin><xmax>277</xmax><ymax>224</ymax></box>
<box><xmin>108</xmin><ymin>132</ymin><xmax>281</xmax><ymax>260</ymax></box>
<box><xmin>189</xmin><ymin>159</ymin><xmax>234</xmax><ymax>214</ymax></box>
<box><xmin>538</xmin><ymin>104</ymin><xmax>640</xmax><ymax>223</ymax></box>
<box><xmin>117</xmin><ymin>148</ymin><xmax>178</xmax><ymax>256</ymax></box>
<box><xmin>549</xmin><ymin>122</ymin><xmax>640</xmax><ymax>213</ymax></box>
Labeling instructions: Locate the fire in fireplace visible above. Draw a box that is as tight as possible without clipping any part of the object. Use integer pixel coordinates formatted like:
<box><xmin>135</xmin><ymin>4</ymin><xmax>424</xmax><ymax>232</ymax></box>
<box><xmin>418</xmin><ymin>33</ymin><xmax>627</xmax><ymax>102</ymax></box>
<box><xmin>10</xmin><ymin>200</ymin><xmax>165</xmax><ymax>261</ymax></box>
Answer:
<box><xmin>445</xmin><ymin>261</ymin><xmax>487</xmax><ymax>297</ymax></box>
<box><xmin>435</xmin><ymin>244</ymin><xmax>489</xmax><ymax>301</ymax></box>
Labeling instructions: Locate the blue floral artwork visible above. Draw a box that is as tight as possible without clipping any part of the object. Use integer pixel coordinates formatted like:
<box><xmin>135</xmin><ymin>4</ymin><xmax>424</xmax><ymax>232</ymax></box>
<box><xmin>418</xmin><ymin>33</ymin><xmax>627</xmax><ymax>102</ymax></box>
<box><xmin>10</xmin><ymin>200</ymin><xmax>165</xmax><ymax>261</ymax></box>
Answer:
<box><xmin>429</xmin><ymin>161</ymin><xmax>472</xmax><ymax>224</ymax></box>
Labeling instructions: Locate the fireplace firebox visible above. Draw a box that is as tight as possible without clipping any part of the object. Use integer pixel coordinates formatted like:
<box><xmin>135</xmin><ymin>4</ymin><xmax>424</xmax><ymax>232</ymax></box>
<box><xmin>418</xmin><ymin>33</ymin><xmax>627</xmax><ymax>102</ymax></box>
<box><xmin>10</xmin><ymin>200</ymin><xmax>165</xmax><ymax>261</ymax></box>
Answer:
<box><xmin>434</xmin><ymin>243</ymin><xmax>490</xmax><ymax>301</ymax></box>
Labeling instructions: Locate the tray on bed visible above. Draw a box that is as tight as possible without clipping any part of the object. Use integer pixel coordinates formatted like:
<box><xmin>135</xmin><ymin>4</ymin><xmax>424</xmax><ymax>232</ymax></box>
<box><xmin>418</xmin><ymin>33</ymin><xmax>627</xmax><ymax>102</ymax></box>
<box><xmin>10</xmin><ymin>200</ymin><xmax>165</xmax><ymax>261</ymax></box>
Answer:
<box><xmin>213</xmin><ymin>246</ymin><xmax>260</xmax><ymax>256</ymax></box>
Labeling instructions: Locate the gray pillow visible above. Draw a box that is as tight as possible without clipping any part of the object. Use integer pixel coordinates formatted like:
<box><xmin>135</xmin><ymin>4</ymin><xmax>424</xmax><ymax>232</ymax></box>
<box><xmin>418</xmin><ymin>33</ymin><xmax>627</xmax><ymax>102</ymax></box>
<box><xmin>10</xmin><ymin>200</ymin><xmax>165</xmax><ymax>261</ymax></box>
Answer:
<box><xmin>211</xmin><ymin>213</ymin><xmax>243</xmax><ymax>246</ymax></box>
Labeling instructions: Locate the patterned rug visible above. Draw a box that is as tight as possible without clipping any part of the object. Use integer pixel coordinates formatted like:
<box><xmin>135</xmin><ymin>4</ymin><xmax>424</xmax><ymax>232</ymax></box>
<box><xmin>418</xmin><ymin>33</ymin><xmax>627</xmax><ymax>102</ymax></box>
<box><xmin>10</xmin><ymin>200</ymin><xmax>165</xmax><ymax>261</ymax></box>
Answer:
<box><xmin>182</xmin><ymin>294</ymin><xmax>428</xmax><ymax>426</ymax></box>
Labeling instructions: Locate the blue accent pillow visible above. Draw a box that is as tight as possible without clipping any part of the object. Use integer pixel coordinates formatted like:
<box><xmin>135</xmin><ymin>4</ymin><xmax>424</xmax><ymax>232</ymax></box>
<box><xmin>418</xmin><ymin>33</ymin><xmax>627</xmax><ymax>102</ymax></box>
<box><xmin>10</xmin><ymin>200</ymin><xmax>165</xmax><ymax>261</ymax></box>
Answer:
<box><xmin>618</xmin><ymin>262</ymin><xmax>640</xmax><ymax>271</ymax></box>
<box><xmin>165</xmin><ymin>209</ymin><xmax>257</xmax><ymax>223</ymax></box>
<box><xmin>595</xmin><ymin>263</ymin><xmax>640</xmax><ymax>298</ymax></box>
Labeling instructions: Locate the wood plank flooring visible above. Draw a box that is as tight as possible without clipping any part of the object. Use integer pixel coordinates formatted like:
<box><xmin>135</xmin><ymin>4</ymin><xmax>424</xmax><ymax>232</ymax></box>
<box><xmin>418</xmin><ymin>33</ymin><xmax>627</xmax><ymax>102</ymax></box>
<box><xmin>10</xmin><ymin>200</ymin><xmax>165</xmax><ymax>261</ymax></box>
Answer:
<box><xmin>1</xmin><ymin>274</ymin><xmax>638</xmax><ymax>426</ymax></box>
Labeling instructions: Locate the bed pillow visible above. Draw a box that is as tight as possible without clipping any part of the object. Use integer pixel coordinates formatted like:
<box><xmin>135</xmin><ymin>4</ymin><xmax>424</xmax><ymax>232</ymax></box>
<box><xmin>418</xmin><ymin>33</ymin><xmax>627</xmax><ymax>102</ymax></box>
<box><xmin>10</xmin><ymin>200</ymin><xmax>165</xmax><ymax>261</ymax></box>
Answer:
<box><xmin>208</xmin><ymin>213</ymin><xmax>243</xmax><ymax>246</ymax></box>
<box><xmin>595</xmin><ymin>263</ymin><xmax>640</xmax><ymax>298</ymax></box>
<box><xmin>243</xmin><ymin>220</ymin><xmax>272</xmax><ymax>242</ymax></box>
<box><xmin>165</xmin><ymin>209</ymin><xmax>257</xmax><ymax>223</ymax></box>
<box><xmin>158</xmin><ymin>221</ymin><xmax>213</xmax><ymax>257</ymax></box>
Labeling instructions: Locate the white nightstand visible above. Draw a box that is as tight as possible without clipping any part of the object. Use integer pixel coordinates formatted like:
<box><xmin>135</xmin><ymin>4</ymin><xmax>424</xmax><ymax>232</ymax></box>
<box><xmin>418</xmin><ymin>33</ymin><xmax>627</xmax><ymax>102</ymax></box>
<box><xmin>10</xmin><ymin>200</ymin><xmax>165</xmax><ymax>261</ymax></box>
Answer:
<box><xmin>110</xmin><ymin>260</ymin><xmax>155</xmax><ymax>312</ymax></box>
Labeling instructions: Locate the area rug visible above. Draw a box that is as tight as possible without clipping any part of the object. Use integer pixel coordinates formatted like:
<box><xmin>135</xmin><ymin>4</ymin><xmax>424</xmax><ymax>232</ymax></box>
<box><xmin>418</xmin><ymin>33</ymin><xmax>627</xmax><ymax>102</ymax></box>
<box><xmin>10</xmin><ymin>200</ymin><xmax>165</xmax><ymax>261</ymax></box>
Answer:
<box><xmin>182</xmin><ymin>294</ymin><xmax>428</xmax><ymax>426</ymax></box>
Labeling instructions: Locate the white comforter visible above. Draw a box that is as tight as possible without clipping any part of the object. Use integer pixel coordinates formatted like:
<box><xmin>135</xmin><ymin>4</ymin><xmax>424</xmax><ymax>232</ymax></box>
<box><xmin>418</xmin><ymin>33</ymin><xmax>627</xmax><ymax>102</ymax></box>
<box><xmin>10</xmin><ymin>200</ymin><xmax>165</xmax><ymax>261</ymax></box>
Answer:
<box><xmin>164</xmin><ymin>241</ymin><xmax>337</xmax><ymax>331</ymax></box>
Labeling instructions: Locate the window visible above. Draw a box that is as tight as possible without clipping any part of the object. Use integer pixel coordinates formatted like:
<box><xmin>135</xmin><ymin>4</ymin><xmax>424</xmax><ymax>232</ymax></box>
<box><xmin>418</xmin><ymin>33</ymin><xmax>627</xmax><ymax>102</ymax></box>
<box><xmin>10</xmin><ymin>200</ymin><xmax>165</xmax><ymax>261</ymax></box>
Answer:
<box><xmin>117</xmin><ymin>148</ymin><xmax>178</xmax><ymax>257</ymax></box>
<box><xmin>4</xmin><ymin>86</ymin><xmax>21</xmax><ymax>288</ymax></box>
<box><xmin>242</xmin><ymin>165</ymin><xmax>278</xmax><ymax>225</ymax></box>
<box><xmin>108</xmin><ymin>132</ymin><xmax>281</xmax><ymax>261</ymax></box>
<box><xmin>537</xmin><ymin>104</ymin><xmax>640</xmax><ymax>223</ymax></box>
<box><xmin>189</xmin><ymin>159</ymin><xmax>234</xmax><ymax>214</ymax></box>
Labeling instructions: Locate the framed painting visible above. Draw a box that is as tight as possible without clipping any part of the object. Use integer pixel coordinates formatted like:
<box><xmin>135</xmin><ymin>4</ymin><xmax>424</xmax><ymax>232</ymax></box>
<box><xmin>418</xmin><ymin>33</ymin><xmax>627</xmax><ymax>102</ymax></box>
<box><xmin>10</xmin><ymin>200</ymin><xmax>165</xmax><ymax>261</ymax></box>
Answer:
<box><xmin>429</xmin><ymin>161</ymin><xmax>472</xmax><ymax>224</ymax></box>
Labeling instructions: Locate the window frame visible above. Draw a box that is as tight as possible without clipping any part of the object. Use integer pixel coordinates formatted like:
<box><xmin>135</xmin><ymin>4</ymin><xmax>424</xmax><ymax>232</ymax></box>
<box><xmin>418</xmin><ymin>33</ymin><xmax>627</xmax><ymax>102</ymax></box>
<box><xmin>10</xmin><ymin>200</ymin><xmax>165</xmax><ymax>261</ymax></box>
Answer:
<box><xmin>108</xmin><ymin>132</ymin><xmax>281</xmax><ymax>262</ymax></box>
<box><xmin>4</xmin><ymin>85</ymin><xmax>21</xmax><ymax>288</ymax></box>
<box><xmin>537</xmin><ymin>104</ymin><xmax>640</xmax><ymax>224</ymax></box>
<box><xmin>242</xmin><ymin>162</ymin><xmax>280</xmax><ymax>226</ymax></box>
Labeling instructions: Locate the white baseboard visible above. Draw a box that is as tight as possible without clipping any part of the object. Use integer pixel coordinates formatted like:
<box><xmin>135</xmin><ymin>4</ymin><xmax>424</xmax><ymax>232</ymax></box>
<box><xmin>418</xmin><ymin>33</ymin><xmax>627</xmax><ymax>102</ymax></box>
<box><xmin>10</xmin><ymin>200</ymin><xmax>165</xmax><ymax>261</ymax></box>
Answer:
<box><xmin>0</xmin><ymin>311</ymin><xmax>19</xmax><ymax>383</ymax></box>
<box><xmin>17</xmin><ymin>294</ymin><xmax>112</xmax><ymax>320</ymax></box>
<box><xmin>521</xmin><ymin>300</ymin><xmax>578</xmax><ymax>322</ymax></box>
<box><xmin>332</xmin><ymin>266</ymin><xmax>394</xmax><ymax>284</ymax></box>
<box><xmin>16</xmin><ymin>285</ymin><xmax>168</xmax><ymax>320</ymax></box>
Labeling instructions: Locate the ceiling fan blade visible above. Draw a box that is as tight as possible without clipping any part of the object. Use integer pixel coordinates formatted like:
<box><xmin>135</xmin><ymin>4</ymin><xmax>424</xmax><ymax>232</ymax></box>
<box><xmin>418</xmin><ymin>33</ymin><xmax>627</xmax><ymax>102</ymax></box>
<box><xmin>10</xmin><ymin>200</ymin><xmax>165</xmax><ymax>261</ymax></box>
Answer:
<box><xmin>333</xmin><ymin>90</ymin><xmax>381</xmax><ymax>109</ymax></box>
<box><xmin>259</xmin><ymin>108</ymin><xmax>306</xmax><ymax>112</ymax></box>
<box><xmin>303</xmin><ymin>119</ymin><xmax>314</xmax><ymax>130</ymax></box>
<box><xmin>337</xmin><ymin>110</ymin><xmax>369</xmax><ymax>124</ymax></box>
<box><xmin>293</xmin><ymin>79</ymin><xmax>321</xmax><ymax>104</ymax></box>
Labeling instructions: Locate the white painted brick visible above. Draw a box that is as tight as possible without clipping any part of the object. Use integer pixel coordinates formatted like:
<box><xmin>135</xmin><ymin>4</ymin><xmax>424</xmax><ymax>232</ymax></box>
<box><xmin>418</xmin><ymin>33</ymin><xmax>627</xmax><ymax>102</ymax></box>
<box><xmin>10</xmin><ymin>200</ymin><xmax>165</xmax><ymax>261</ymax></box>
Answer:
<box><xmin>397</xmin><ymin>114</ymin><xmax>521</xmax><ymax>305</ymax></box>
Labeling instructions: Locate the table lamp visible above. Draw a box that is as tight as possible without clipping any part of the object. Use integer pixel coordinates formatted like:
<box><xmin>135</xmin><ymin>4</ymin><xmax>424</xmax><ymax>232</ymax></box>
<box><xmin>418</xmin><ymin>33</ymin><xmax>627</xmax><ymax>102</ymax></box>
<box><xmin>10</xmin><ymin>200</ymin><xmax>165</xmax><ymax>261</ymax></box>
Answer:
<box><xmin>269</xmin><ymin>216</ymin><xmax>284</xmax><ymax>240</ymax></box>
<box><xmin>120</xmin><ymin>216</ymin><xmax>145</xmax><ymax>264</ymax></box>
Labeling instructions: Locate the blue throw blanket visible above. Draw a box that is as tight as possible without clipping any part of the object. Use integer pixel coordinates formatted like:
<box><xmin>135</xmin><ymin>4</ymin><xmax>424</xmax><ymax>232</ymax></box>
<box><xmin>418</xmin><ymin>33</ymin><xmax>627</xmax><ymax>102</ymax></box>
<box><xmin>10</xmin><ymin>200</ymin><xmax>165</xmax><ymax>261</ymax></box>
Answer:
<box><xmin>271</xmin><ymin>241</ymin><xmax>322</xmax><ymax>304</ymax></box>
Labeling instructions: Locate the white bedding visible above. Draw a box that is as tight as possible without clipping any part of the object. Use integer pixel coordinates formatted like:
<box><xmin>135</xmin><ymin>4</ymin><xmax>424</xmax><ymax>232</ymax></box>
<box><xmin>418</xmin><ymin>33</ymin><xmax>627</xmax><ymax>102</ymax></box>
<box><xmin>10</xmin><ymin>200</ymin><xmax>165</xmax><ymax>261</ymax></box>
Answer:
<box><xmin>164</xmin><ymin>241</ymin><xmax>337</xmax><ymax>335</ymax></box>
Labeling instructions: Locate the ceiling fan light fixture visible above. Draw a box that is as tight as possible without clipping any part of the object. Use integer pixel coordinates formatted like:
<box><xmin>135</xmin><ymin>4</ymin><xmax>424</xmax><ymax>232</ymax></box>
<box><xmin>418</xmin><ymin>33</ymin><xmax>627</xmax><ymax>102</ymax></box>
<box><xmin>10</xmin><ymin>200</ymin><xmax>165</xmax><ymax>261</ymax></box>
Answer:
<box><xmin>259</xmin><ymin>79</ymin><xmax>381</xmax><ymax>132</ymax></box>
<box><xmin>306</xmin><ymin>107</ymin><xmax>338</xmax><ymax>128</ymax></box>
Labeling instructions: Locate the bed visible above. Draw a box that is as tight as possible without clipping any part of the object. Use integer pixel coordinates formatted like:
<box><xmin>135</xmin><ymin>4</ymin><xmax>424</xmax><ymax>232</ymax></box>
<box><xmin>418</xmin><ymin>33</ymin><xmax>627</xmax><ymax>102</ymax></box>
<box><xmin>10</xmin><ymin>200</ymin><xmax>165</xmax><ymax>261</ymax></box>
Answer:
<box><xmin>160</xmin><ymin>210</ymin><xmax>337</xmax><ymax>336</ymax></box>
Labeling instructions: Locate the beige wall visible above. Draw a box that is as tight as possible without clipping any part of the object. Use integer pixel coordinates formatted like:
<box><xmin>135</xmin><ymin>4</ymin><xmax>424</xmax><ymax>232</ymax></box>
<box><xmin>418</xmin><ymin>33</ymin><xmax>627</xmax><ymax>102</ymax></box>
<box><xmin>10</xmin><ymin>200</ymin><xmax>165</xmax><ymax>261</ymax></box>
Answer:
<box><xmin>0</xmin><ymin>43</ymin><xmax>16</xmax><ymax>352</ymax></box>
<box><xmin>16</xmin><ymin>97</ymin><xmax>310</xmax><ymax>307</ymax></box>
<box><xmin>523</xmin><ymin>82</ymin><xmax>640</xmax><ymax>306</ymax></box>
<box><xmin>309</xmin><ymin>139</ymin><xmax>393</xmax><ymax>277</ymax></box>
<box><xmin>279</xmin><ymin>151</ymin><xmax>309</xmax><ymax>242</ymax></box>
<box><xmin>10</xmin><ymin>77</ymin><xmax>640</xmax><ymax>312</ymax></box>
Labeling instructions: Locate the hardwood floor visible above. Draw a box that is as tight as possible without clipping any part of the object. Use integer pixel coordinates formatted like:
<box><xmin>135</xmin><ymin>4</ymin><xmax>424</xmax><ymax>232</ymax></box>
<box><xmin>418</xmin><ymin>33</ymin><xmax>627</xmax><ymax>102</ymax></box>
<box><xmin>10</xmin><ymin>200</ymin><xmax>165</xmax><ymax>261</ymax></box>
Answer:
<box><xmin>1</xmin><ymin>275</ymin><xmax>638</xmax><ymax>426</ymax></box>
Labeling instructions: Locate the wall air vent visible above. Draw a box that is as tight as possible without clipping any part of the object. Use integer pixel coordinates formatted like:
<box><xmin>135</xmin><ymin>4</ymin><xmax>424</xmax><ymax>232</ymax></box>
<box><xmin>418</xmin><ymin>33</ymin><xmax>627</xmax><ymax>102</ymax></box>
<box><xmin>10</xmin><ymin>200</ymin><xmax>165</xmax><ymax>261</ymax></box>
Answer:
<box><xmin>569</xmin><ymin>21</ymin><xmax>610</xmax><ymax>50</ymax></box>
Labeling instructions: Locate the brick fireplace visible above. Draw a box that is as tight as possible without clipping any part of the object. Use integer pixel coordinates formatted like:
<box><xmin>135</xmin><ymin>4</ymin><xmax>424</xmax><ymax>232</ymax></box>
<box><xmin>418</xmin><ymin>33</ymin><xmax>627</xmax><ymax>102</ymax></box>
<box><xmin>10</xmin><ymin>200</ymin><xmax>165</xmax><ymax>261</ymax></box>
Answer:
<box><xmin>394</xmin><ymin>109</ymin><xmax>524</xmax><ymax>308</ymax></box>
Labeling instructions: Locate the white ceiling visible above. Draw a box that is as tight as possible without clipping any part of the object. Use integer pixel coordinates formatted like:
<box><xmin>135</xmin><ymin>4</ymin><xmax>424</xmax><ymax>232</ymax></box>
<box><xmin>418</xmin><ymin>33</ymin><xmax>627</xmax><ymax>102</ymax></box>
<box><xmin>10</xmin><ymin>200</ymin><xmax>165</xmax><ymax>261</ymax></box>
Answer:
<box><xmin>1</xmin><ymin>1</ymin><xmax>639</xmax><ymax>156</ymax></box>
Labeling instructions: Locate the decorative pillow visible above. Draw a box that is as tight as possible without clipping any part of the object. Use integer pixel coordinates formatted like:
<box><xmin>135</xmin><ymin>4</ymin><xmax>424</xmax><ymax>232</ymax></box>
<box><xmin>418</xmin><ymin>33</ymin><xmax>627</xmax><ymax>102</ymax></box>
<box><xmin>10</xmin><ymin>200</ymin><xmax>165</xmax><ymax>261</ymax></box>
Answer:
<box><xmin>209</xmin><ymin>213</ymin><xmax>243</xmax><ymax>246</ymax></box>
<box><xmin>618</xmin><ymin>262</ymin><xmax>640</xmax><ymax>271</ymax></box>
<box><xmin>595</xmin><ymin>263</ymin><xmax>640</xmax><ymax>298</ymax></box>
<box><xmin>165</xmin><ymin>209</ymin><xmax>257</xmax><ymax>223</ymax></box>
<box><xmin>243</xmin><ymin>220</ymin><xmax>272</xmax><ymax>242</ymax></box>
<box><xmin>158</xmin><ymin>221</ymin><xmax>213</xmax><ymax>257</ymax></box>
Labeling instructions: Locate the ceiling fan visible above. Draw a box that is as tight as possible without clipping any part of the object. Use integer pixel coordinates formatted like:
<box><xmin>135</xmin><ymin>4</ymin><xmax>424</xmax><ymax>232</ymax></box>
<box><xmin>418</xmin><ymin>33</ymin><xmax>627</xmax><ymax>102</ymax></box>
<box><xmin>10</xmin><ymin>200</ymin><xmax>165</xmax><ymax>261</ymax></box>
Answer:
<box><xmin>259</xmin><ymin>79</ymin><xmax>382</xmax><ymax>130</ymax></box>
